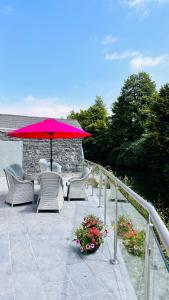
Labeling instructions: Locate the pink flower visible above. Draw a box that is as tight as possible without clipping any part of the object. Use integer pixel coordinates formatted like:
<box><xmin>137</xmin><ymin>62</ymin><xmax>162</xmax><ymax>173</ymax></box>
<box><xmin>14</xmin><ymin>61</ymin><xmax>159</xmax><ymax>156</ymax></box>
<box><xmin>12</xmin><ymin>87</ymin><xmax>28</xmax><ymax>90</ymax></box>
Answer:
<box><xmin>86</xmin><ymin>244</ymin><xmax>91</xmax><ymax>250</ymax></box>
<box><xmin>80</xmin><ymin>247</ymin><xmax>84</xmax><ymax>252</ymax></box>
<box><xmin>76</xmin><ymin>239</ymin><xmax>80</xmax><ymax>244</ymax></box>
<box><xmin>90</xmin><ymin>243</ymin><xmax>95</xmax><ymax>249</ymax></box>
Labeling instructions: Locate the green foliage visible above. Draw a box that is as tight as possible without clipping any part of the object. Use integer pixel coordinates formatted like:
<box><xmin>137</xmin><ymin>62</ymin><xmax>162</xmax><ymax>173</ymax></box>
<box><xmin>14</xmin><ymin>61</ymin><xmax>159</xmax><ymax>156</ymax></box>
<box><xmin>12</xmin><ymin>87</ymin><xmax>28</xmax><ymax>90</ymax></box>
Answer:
<box><xmin>117</xmin><ymin>216</ymin><xmax>134</xmax><ymax>237</ymax></box>
<box><xmin>68</xmin><ymin>96</ymin><xmax>109</xmax><ymax>164</ymax></box>
<box><xmin>67</xmin><ymin>72</ymin><xmax>169</xmax><ymax>174</ymax></box>
<box><xmin>109</xmin><ymin>72</ymin><xmax>156</xmax><ymax>167</ymax></box>
<box><xmin>145</xmin><ymin>84</ymin><xmax>169</xmax><ymax>171</ymax></box>
<box><xmin>119</xmin><ymin>190</ymin><xmax>169</xmax><ymax>263</ymax></box>
<box><xmin>111</xmin><ymin>72</ymin><xmax>156</xmax><ymax>143</ymax></box>
<box><xmin>118</xmin><ymin>215</ymin><xmax>145</xmax><ymax>258</ymax></box>
<box><xmin>119</xmin><ymin>188</ymin><xmax>149</xmax><ymax>220</ymax></box>
<box><xmin>123</xmin><ymin>230</ymin><xmax>145</xmax><ymax>258</ymax></box>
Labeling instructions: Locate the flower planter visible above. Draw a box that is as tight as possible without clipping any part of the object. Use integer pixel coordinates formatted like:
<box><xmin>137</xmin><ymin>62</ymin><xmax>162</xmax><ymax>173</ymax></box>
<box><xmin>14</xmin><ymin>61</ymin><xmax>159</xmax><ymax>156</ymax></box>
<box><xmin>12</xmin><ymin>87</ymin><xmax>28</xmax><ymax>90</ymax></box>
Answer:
<box><xmin>74</xmin><ymin>214</ymin><xmax>108</xmax><ymax>256</ymax></box>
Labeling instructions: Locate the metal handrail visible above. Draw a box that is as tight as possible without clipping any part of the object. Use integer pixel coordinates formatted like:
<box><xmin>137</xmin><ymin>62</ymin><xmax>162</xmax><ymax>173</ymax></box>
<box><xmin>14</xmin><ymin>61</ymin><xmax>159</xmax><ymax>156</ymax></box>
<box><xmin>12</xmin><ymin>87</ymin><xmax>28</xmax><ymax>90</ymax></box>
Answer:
<box><xmin>84</xmin><ymin>159</ymin><xmax>169</xmax><ymax>257</ymax></box>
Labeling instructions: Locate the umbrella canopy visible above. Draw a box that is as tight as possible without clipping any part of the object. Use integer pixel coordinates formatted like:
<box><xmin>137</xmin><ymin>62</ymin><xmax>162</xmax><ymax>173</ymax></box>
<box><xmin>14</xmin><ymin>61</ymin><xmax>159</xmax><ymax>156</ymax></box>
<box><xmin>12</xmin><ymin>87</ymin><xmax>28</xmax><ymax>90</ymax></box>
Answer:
<box><xmin>8</xmin><ymin>118</ymin><xmax>91</xmax><ymax>171</ymax></box>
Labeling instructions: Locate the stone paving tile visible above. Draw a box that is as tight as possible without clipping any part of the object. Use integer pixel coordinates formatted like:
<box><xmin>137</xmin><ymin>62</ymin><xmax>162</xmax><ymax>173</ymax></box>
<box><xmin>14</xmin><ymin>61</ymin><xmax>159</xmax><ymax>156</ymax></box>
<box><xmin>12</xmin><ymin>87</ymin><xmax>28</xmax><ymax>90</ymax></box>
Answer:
<box><xmin>85</xmin><ymin>258</ymin><xmax>116</xmax><ymax>275</ymax></box>
<box><xmin>81</xmin><ymin>291</ymin><xmax>116</xmax><ymax>300</ymax></box>
<box><xmin>10</xmin><ymin>233</ymin><xmax>30</xmax><ymax>252</ymax></box>
<box><xmin>0</xmin><ymin>263</ymin><xmax>13</xmax><ymax>295</ymax></box>
<box><xmin>11</xmin><ymin>250</ymin><xmax>37</xmax><ymax>273</ymax></box>
<box><xmin>97</xmin><ymin>271</ymin><xmax>122</xmax><ymax>300</ymax></box>
<box><xmin>0</xmin><ymin>293</ymin><xmax>14</xmax><ymax>300</ymax></box>
<box><xmin>13</xmin><ymin>270</ymin><xmax>46</xmax><ymax>300</ymax></box>
<box><xmin>0</xmin><ymin>215</ymin><xmax>8</xmax><ymax>235</ymax></box>
<box><xmin>37</xmin><ymin>255</ymin><xmax>63</xmax><ymax>270</ymax></box>
<box><xmin>39</xmin><ymin>264</ymin><xmax>69</xmax><ymax>284</ymax></box>
<box><xmin>0</xmin><ymin>234</ymin><xmax>10</xmax><ymax>265</ymax></box>
<box><xmin>7</xmin><ymin>221</ymin><xmax>27</xmax><ymax>235</ymax></box>
<box><xmin>44</xmin><ymin>280</ymin><xmax>81</xmax><ymax>300</ymax></box>
<box><xmin>66</xmin><ymin>262</ymin><xmax>107</xmax><ymax>297</ymax></box>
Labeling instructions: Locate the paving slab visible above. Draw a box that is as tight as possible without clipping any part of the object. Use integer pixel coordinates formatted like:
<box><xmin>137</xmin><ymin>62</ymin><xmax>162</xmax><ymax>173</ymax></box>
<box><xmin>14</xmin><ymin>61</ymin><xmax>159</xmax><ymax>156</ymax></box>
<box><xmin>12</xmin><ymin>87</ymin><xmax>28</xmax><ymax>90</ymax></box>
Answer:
<box><xmin>0</xmin><ymin>176</ymin><xmax>136</xmax><ymax>300</ymax></box>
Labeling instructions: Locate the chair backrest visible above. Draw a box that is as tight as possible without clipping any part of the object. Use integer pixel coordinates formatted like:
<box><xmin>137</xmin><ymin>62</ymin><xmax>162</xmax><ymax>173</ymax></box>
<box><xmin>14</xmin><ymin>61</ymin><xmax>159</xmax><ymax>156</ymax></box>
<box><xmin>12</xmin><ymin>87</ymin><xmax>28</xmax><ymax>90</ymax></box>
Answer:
<box><xmin>9</xmin><ymin>164</ymin><xmax>24</xmax><ymax>179</ymax></box>
<box><xmin>39</xmin><ymin>159</ymin><xmax>49</xmax><ymax>172</ymax></box>
<box><xmin>38</xmin><ymin>171</ymin><xmax>62</xmax><ymax>198</ymax></box>
<box><xmin>80</xmin><ymin>166</ymin><xmax>91</xmax><ymax>179</ymax></box>
<box><xmin>52</xmin><ymin>162</ymin><xmax>62</xmax><ymax>173</ymax></box>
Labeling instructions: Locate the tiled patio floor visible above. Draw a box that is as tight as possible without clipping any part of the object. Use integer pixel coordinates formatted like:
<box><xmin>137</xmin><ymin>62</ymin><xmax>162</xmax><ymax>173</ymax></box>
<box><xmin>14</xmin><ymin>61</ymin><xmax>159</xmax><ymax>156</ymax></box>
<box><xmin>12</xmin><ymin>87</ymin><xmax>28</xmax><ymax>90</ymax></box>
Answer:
<box><xmin>0</xmin><ymin>177</ymin><xmax>136</xmax><ymax>300</ymax></box>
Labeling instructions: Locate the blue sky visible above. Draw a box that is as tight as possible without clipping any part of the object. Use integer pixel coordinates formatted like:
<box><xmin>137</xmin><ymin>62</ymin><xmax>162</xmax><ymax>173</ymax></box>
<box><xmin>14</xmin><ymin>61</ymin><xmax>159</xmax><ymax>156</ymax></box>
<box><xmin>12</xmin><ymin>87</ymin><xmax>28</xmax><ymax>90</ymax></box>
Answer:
<box><xmin>0</xmin><ymin>0</ymin><xmax>169</xmax><ymax>117</ymax></box>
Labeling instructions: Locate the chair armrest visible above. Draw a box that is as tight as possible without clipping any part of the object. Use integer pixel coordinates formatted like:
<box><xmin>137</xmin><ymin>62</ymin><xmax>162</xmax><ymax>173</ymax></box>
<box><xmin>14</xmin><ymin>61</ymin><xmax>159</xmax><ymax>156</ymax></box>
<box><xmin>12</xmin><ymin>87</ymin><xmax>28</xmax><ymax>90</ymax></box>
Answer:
<box><xmin>60</xmin><ymin>177</ymin><xmax>64</xmax><ymax>189</ymax></box>
<box><xmin>69</xmin><ymin>178</ymin><xmax>86</xmax><ymax>185</ymax></box>
<box><xmin>23</xmin><ymin>174</ymin><xmax>33</xmax><ymax>181</ymax></box>
<box><xmin>13</xmin><ymin>176</ymin><xmax>34</xmax><ymax>186</ymax></box>
<box><xmin>68</xmin><ymin>176</ymin><xmax>80</xmax><ymax>183</ymax></box>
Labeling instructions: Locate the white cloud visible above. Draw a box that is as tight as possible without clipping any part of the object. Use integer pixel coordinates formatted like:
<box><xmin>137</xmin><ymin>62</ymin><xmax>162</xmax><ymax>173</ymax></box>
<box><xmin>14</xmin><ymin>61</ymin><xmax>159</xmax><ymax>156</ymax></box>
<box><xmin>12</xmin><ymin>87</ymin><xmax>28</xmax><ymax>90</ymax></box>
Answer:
<box><xmin>104</xmin><ymin>48</ymin><xmax>169</xmax><ymax>70</ymax></box>
<box><xmin>124</xmin><ymin>0</ymin><xmax>169</xmax><ymax>16</ymax></box>
<box><xmin>104</xmin><ymin>50</ymin><xmax>140</xmax><ymax>60</ymax></box>
<box><xmin>130</xmin><ymin>54</ymin><xmax>169</xmax><ymax>70</ymax></box>
<box><xmin>0</xmin><ymin>96</ymin><xmax>80</xmax><ymax>118</ymax></box>
<box><xmin>127</xmin><ymin>0</ymin><xmax>144</xmax><ymax>7</ymax></box>
<box><xmin>125</xmin><ymin>0</ymin><xmax>149</xmax><ymax>15</ymax></box>
<box><xmin>101</xmin><ymin>35</ymin><xmax>118</xmax><ymax>45</ymax></box>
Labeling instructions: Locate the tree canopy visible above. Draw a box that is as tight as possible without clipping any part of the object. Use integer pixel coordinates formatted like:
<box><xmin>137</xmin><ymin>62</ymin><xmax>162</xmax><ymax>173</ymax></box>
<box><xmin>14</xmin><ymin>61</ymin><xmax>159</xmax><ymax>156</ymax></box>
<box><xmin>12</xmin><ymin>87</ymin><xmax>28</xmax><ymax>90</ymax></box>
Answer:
<box><xmin>68</xmin><ymin>96</ymin><xmax>109</xmax><ymax>163</ymax></box>
<box><xmin>67</xmin><ymin>73</ymin><xmax>169</xmax><ymax>175</ymax></box>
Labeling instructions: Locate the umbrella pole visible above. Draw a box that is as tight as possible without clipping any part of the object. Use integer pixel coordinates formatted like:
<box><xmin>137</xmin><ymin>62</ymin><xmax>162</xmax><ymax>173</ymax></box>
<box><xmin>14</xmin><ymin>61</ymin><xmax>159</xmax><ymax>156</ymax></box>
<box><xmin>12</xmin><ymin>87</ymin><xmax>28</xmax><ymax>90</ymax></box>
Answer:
<box><xmin>50</xmin><ymin>136</ymin><xmax>53</xmax><ymax>171</ymax></box>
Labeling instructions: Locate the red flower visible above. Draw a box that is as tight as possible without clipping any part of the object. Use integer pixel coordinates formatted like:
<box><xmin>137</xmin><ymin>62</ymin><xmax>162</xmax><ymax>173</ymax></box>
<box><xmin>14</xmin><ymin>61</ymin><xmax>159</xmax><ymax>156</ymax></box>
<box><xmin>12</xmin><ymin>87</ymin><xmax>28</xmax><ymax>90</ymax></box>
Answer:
<box><xmin>92</xmin><ymin>238</ymin><xmax>96</xmax><ymax>243</ymax></box>
<box><xmin>124</xmin><ymin>230</ymin><xmax>137</xmax><ymax>238</ymax></box>
<box><xmin>86</xmin><ymin>233</ymin><xmax>92</xmax><ymax>239</ymax></box>
<box><xmin>89</xmin><ymin>227</ymin><xmax>101</xmax><ymax>238</ymax></box>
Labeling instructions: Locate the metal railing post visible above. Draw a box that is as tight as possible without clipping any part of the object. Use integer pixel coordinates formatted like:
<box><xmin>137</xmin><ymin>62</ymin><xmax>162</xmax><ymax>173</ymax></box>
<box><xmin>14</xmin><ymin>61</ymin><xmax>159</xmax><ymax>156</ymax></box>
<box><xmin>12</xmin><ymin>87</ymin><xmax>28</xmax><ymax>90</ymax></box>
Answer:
<box><xmin>99</xmin><ymin>171</ymin><xmax>102</xmax><ymax>207</ymax></box>
<box><xmin>104</xmin><ymin>177</ymin><xmax>107</xmax><ymax>225</ymax></box>
<box><xmin>91</xmin><ymin>171</ymin><xmax>94</xmax><ymax>196</ymax></box>
<box><xmin>111</xmin><ymin>182</ymin><xmax>119</xmax><ymax>265</ymax></box>
<box><xmin>144</xmin><ymin>216</ymin><xmax>153</xmax><ymax>300</ymax></box>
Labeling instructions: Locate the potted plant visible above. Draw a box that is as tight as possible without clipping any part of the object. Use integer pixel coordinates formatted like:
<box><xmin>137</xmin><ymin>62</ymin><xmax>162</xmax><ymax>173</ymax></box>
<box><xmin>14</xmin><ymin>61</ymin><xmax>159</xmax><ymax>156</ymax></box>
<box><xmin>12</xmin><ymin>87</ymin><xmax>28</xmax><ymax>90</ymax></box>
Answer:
<box><xmin>74</xmin><ymin>214</ymin><xmax>108</xmax><ymax>255</ymax></box>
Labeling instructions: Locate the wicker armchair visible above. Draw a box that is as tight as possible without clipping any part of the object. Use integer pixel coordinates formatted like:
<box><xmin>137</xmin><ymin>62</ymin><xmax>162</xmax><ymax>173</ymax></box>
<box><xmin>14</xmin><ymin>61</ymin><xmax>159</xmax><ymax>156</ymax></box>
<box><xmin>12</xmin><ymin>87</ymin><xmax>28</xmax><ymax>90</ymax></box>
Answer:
<box><xmin>37</xmin><ymin>171</ymin><xmax>64</xmax><ymax>212</ymax></box>
<box><xmin>39</xmin><ymin>159</ymin><xmax>62</xmax><ymax>173</ymax></box>
<box><xmin>4</xmin><ymin>167</ymin><xmax>34</xmax><ymax>206</ymax></box>
<box><xmin>67</xmin><ymin>167</ymin><xmax>92</xmax><ymax>201</ymax></box>
<box><xmin>39</xmin><ymin>159</ymin><xmax>48</xmax><ymax>172</ymax></box>
<box><xmin>8</xmin><ymin>163</ymin><xmax>30</xmax><ymax>179</ymax></box>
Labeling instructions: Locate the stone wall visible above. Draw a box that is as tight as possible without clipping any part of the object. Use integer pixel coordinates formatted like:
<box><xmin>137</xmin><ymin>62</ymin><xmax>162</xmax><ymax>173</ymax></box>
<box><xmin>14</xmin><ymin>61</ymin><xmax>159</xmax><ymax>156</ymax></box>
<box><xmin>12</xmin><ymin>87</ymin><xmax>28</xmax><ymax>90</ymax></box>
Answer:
<box><xmin>0</xmin><ymin>130</ymin><xmax>83</xmax><ymax>175</ymax></box>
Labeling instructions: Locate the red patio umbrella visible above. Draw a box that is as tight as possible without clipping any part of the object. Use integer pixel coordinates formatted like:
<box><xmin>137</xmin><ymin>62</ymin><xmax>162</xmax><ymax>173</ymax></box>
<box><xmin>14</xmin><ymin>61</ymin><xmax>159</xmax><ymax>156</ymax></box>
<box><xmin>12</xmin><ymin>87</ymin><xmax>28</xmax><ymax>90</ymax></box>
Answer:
<box><xmin>8</xmin><ymin>118</ymin><xmax>91</xmax><ymax>171</ymax></box>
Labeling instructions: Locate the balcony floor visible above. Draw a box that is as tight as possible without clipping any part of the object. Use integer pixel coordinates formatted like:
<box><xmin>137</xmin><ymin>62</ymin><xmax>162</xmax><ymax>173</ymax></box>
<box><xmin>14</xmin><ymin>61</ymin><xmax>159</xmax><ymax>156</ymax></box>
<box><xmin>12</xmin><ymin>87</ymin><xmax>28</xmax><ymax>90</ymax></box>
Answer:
<box><xmin>0</xmin><ymin>177</ymin><xmax>136</xmax><ymax>300</ymax></box>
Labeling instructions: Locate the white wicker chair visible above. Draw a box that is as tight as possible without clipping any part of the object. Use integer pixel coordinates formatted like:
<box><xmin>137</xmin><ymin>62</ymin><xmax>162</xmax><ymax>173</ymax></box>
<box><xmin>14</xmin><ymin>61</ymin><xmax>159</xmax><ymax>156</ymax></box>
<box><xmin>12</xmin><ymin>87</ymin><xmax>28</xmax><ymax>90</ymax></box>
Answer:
<box><xmin>4</xmin><ymin>167</ymin><xmax>34</xmax><ymax>206</ymax></box>
<box><xmin>39</xmin><ymin>159</ymin><xmax>48</xmax><ymax>172</ymax></box>
<box><xmin>8</xmin><ymin>163</ymin><xmax>31</xmax><ymax>179</ymax></box>
<box><xmin>37</xmin><ymin>171</ymin><xmax>64</xmax><ymax>212</ymax></box>
<box><xmin>53</xmin><ymin>162</ymin><xmax>62</xmax><ymax>173</ymax></box>
<box><xmin>67</xmin><ymin>167</ymin><xmax>92</xmax><ymax>201</ymax></box>
<box><xmin>39</xmin><ymin>159</ymin><xmax>62</xmax><ymax>173</ymax></box>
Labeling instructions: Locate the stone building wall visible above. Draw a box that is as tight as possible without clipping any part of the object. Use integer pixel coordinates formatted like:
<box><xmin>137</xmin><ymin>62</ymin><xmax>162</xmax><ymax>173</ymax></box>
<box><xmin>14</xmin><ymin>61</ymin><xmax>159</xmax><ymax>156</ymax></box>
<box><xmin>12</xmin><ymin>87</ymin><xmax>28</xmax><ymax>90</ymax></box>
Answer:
<box><xmin>0</xmin><ymin>130</ymin><xmax>83</xmax><ymax>175</ymax></box>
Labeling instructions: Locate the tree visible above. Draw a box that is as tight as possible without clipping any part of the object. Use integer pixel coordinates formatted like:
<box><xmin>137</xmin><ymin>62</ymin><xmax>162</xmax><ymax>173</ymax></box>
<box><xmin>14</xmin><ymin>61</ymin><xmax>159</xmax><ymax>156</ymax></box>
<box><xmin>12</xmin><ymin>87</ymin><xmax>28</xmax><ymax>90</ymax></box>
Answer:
<box><xmin>109</xmin><ymin>72</ymin><xmax>156</xmax><ymax>167</ymax></box>
<box><xmin>145</xmin><ymin>84</ymin><xmax>169</xmax><ymax>171</ymax></box>
<box><xmin>68</xmin><ymin>96</ymin><xmax>109</xmax><ymax>164</ymax></box>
